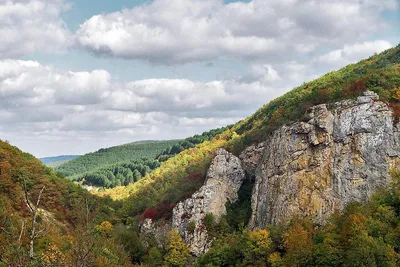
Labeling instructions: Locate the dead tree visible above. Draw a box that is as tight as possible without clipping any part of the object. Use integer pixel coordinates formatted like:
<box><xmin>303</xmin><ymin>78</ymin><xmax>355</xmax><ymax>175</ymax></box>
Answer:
<box><xmin>23</xmin><ymin>175</ymin><xmax>45</xmax><ymax>260</ymax></box>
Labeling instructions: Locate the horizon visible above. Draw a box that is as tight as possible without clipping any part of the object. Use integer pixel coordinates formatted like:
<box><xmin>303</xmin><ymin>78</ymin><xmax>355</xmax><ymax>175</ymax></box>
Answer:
<box><xmin>0</xmin><ymin>0</ymin><xmax>399</xmax><ymax>158</ymax></box>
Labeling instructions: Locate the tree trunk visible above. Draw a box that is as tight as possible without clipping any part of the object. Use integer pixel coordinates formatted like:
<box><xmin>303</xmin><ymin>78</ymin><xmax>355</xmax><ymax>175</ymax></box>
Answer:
<box><xmin>23</xmin><ymin>175</ymin><xmax>45</xmax><ymax>261</ymax></box>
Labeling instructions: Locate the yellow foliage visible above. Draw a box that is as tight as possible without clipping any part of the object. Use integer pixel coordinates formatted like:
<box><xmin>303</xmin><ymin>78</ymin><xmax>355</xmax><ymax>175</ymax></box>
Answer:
<box><xmin>248</xmin><ymin>229</ymin><xmax>272</xmax><ymax>253</ymax></box>
<box><xmin>268</xmin><ymin>252</ymin><xmax>283</xmax><ymax>267</ymax></box>
<box><xmin>95</xmin><ymin>221</ymin><xmax>113</xmax><ymax>237</ymax></box>
<box><xmin>163</xmin><ymin>229</ymin><xmax>190</xmax><ymax>267</ymax></box>
<box><xmin>392</xmin><ymin>87</ymin><xmax>400</xmax><ymax>101</ymax></box>
<box><xmin>41</xmin><ymin>243</ymin><xmax>66</xmax><ymax>266</ymax></box>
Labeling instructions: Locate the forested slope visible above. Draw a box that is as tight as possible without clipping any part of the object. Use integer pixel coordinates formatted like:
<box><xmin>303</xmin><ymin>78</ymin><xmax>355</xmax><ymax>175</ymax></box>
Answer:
<box><xmin>56</xmin><ymin>127</ymin><xmax>232</xmax><ymax>189</ymax></box>
<box><xmin>0</xmin><ymin>140</ymin><xmax>132</xmax><ymax>266</ymax></box>
<box><xmin>55</xmin><ymin>140</ymin><xmax>179</xmax><ymax>177</ymax></box>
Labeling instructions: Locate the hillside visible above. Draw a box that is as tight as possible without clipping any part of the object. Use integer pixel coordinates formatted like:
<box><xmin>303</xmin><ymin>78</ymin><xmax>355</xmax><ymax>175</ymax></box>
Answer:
<box><xmin>55</xmin><ymin>140</ymin><xmax>180</xmax><ymax>177</ymax></box>
<box><xmin>91</xmin><ymin>44</ymin><xmax>400</xmax><ymax>266</ymax></box>
<box><xmin>40</xmin><ymin>155</ymin><xmax>80</xmax><ymax>167</ymax></box>
<box><xmin>56</xmin><ymin>128</ymin><xmax>232</xmax><ymax>189</ymax></box>
<box><xmin>0</xmin><ymin>140</ymin><xmax>132</xmax><ymax>266</ymax></box>
<box><xmin>100</xmin><ymin>45</ymin><xmax>400</xmax><ymax>217</ymax></box>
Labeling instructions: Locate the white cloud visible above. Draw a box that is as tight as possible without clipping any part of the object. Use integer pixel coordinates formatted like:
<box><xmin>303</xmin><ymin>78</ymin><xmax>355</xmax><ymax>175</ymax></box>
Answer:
<box><xmin>0</xmin><ymin>0</ymin><xmax>71</xmax><ymax>59</ymax></box>
<box><xmin>75</xmin><ymin>0</ymin><xmax>398</xmax><ymax>64</ymax></box>
<box><xmin>0</xmin><ymin>57</ymin><xmax>304</xmax><ymax>156</ymax></box>
<box><xmin>317</xmin><ymin>40</ymin><xmax>393</xmax><ymax>68</ymax></box>
<box><xmin>0</xmin><ymin>35</ymin><xmax>395</xmax><ymax>157</ymax></box>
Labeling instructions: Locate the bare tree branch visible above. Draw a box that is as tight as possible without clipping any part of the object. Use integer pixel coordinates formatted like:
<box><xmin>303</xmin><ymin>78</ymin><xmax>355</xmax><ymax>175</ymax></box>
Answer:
<box><xmin>22</xmin><ymin>175</ymin><xmax>34</xmax><ymax>214</ymax></box>
<box><xmin>18</xmin><ymin>220</ymin><xmax>25</xmax><ymax>247</ymax></box>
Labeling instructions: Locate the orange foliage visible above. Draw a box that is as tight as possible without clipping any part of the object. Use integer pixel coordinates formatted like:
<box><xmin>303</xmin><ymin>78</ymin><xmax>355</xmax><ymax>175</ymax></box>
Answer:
<box><xmin>343</xmin><ymin>80</ymin><xmax>367</xmax><ymax>97</ymax></box>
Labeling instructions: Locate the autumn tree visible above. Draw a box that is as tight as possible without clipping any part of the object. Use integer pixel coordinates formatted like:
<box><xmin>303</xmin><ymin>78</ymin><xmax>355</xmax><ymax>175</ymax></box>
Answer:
<box><xmin>282</xmin><ymin>220</ymin><xmax>314</xmax><ymax>266</ymax></box>
<box><xmin>163</xmin><ymin>229</ymin><xmax>190</xmax><ymax>267</ymax></box>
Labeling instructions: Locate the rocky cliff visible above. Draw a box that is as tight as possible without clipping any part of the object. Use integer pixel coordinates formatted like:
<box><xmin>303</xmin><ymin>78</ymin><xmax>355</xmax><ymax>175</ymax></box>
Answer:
<box><xmin>172</xmin><ymin>148</ymin><xmax>246</xmax><ymax>255</ymax></box>
<box><xmin>246</xmin><ymin>91</ymin><xmax>400</xmax><ymax>227</ymax></box>
<box><xmin>146</xmin><ymin>91</ymin><xmax>400</xmax><ymax>256</ymax></box>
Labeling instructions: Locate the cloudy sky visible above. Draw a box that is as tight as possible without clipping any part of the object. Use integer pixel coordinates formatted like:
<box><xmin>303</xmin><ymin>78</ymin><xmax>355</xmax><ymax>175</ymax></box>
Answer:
<box><xmin>0</xmin><ymin>0</ymin><xmax>399</xmax><ymax>158</ymax></box>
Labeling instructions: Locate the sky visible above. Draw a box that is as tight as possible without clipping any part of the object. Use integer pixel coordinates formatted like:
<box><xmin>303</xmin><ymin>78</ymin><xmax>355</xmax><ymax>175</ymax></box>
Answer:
<box><xmin>0</xmin><ymin>0</ymin><xmax>399</xmax><ymax>158</ymax></box>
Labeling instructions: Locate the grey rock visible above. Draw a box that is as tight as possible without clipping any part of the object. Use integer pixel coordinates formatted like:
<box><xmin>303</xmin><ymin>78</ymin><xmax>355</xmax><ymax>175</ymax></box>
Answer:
<box><xmin>249</xmin><ymin>91</ymin><xmax>400</xmax><ymax>227</ymax></box>
<box><xmin>172</xmin><ymin>148</ymin><xmax>246</xmax><ymax>255</ymax></box>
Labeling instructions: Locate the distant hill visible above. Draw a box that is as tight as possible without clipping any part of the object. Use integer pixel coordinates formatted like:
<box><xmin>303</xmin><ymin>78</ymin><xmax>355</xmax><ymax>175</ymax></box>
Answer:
<box><xmin>54</xmin><ymin>140</ymin><xmax>181</xmax><ymax>178</ymax></box>
<box><xmin>39</xmin><ymin>155</ymin><xmax>80</xmax><ymax>167</ymax></box>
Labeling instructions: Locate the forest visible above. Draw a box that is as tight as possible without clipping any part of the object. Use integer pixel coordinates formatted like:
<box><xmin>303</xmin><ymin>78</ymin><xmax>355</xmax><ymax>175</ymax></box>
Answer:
<box><xmin>54</xmin><ymin>140</ymin><xmax>179</xmax><ymax>177</ymax></box>
<box><xmin>80</xmin><ymin>158</ymin><xmax>160</xmax><ymax>188</ymax></box>
<box><xmin>0</xmin><ymin>140</ymin><xmax>132</xmax><ymax>266</ymax></box>
<box><xmin>55</xmin><ymin>127</ymin><xmax>233</xmax><ymax>189</ymax></box>
<box><xmin>156</xmin><ymin>125</ymin><xmax>233</xmax><ymax>162</ymax></box>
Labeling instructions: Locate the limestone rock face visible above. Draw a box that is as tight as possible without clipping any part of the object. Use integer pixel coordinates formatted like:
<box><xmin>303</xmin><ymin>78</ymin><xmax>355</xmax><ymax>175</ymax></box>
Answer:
<box><xmin>240</xmin><ymin>142</ymin><xmax>265</xmax><ymax>181</ymax></box>
<box><xmin>172</xmin><ymin>148</ymin><xmax>246</xmax><ymax>255</ymax></box>
<box><xmin>249</xmin><ymin>91</ymin><xmax>400</xmax><ymax>227</ymax></box>
<box><xmin>140</xmin><ymin>218</ymin><xmax>172</xmax><ymax>248</ymax></box>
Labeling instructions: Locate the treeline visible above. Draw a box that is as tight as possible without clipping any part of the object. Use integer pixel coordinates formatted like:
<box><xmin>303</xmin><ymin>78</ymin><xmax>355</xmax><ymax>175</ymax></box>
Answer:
<box><xmin>156</xmin><ymin>125</ymin><xmax>234</xmax><ymax>162</ymax></box>
<box><xmin>77</xmin><ymin>158</ymin><xmax>160</xmax><ymax>188</ymax></box>
<box><xmin>55</xmin><ymin>140</ymin><xmax>179</xmax><ymax>177</ymax></box>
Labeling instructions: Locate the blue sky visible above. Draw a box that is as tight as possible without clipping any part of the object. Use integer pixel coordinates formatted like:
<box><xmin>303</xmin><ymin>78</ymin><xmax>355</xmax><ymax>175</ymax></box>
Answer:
<box><xmin>0</xmin><ymin>0</ymin><xmax>399</xmax><ymax>157</ymax></box>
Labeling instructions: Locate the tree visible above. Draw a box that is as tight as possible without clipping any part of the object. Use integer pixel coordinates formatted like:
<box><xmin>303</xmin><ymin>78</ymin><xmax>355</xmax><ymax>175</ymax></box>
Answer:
<box><xmin>23</xmin><ymin>175</ymin><xmax>45</xmax><ymax>260</ymax></box>
<box><xmin>282</xmin><ymin>221</ymin><xmax>314</xmax><ymax>266</ymax></box>
<box><xmin>95</xmin><ymin>221</ymin><xmax>113</xmax><ymax>237</ymax></box>
<box><xmin>163</xmin><ymin>229</ymin><xmax>190</xmax><ymax>267</ymax></box>
<box><xmin>145</xmin><ymin>247</ymin><xmax>163</xmax><ymax>267</ymax></box>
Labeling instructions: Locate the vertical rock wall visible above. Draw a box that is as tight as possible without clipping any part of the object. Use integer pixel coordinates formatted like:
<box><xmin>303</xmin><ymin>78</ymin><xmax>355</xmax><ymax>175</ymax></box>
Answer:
<box><xmin>172</xmin><ymin>148</ymin><xmax>246</xmax><ymax>255</ymax></box>
<box><xmin>247</xmin><ymin>91</ymin><xmax>400</xmax><ymax>227</ymax></box>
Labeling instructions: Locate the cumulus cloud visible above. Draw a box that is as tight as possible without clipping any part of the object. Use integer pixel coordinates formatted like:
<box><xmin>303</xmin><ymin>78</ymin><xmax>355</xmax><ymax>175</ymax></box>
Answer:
<box><xmin>0</xmin><ymin>36</ymin><xmax>395</xmax><ymax>157</ymax></box>
<box><xmin>75</xmin><ymin>0</ymin><xmax>398</xmax><ymax>64</ymax></box>
<box><xmin>316</xmin><ymin>40</ymin><xmax>393</xmax><ymax>68</ymax></box>
<box><xmin>0</xmin><ymin>0</ymin><xmax>71</xmax><ymax>58</ymax></box>
<box><xmin>0</xmin><ymin>58</ymin><xmax>298</xmax><ymax>156</ymax></box>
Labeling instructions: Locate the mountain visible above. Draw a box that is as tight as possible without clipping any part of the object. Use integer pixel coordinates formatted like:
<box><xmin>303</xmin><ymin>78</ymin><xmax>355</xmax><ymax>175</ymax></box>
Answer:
<box><xmin>0</xmin><ymin>140</ymin><xmax>131</xmax><ymax>266</ymax></box>
<box><xmin>95</xmin><ymin>45</ymin><xmax>400</xmax><ymax>265</ymax></box>
<box><xmin>101</xmin><ymin>45</ymin><xmax>400</xmax><ymax>203</ymax></box>
<box><xmin>39</xmin><ymin>155</ymin><xmax>80</xmax><ymax>167</ymax></box>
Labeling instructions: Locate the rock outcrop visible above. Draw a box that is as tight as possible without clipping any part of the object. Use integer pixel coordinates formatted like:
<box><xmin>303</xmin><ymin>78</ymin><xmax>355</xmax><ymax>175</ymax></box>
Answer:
<box><xmin>247</xmin><ymin>91</ymin><xmax>400</xmax><ymax>227</ymax></box>
<box><xmin>172</xmin><ymin>148</ymin><xmax>246</xmax><ymax>255</ymax></box>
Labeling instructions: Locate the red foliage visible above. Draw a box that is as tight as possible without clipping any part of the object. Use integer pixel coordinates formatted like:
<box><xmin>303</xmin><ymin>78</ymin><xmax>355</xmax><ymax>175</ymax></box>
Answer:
<box><xmin>389</xmin><ymin>103</ymin><xmax>400</xmax><ymax>122</ymax></box>
<box><xmin>141</xmin><ymin>207</ymin><xmax>157</xmax><ymax>221</ymax></box>
<box><xmin>140</xmin><ymin>202</ymin><xmax>176</xmax><ymax>221</ymax></box>
<box><xmin>316</xmin><ymin>87</ymin><xmax>333</xmax><ymax>103</ymax></box>
<box><xmin>343</xmin><ymin>80</ymin><xmax>367</xmax><ymax>97</ymax></box>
